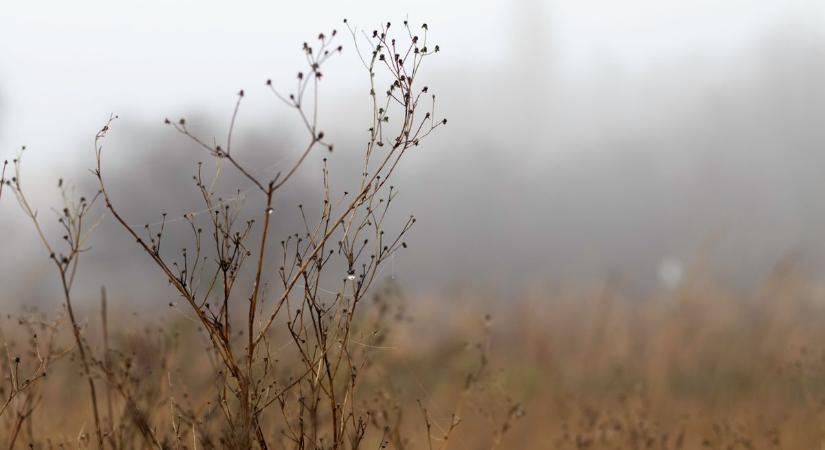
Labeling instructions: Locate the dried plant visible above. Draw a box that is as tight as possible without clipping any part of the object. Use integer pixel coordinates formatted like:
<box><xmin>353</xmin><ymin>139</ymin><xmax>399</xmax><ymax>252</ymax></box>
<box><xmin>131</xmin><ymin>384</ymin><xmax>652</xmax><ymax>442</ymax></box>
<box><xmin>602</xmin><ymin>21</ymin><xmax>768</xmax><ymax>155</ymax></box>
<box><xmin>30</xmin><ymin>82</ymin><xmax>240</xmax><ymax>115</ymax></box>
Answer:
<box><xmin>2</xmin><ymin>18</ymin><xmax>536</xmax><ymax>450</ymax></box>
<box><xmin>0</xmin><ymin>159</ymin><xmax>8</xmax><ymax>201</ymax></box>
<box><xmin>8</xmin><ymin>149</ymin><xmax>106</xmax><ymax>447</ymax></box>
<box><xmin>78</xmin><ymin>19</ymin><xmax>444</xmax><ymax>449</ymax></box>
<box><xmin>0</xmin><ymin>310</ymin><xmax>68</xmax><ymax>448</ymax></box>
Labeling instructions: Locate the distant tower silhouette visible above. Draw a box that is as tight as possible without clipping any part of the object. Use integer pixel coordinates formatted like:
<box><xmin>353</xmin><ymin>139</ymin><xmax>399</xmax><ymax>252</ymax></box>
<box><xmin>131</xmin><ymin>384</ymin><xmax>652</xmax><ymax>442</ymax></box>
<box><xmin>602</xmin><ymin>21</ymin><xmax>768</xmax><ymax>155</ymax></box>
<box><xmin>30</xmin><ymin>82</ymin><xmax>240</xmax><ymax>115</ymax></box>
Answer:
<box><xmin>511</xmin><ymin>0</ymin><xmax>555</xmax><ymax>132</ymax></box>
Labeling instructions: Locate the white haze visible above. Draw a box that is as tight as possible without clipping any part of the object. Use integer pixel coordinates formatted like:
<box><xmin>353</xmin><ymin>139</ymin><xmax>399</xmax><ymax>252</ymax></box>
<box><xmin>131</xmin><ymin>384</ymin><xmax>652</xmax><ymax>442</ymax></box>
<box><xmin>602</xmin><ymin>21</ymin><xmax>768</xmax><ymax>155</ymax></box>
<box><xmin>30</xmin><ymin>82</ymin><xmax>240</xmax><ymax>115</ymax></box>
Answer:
<box><xmin>2</xmin><ymin>0</ymin><xmax>825</xmax><ymax>303</ymax></box>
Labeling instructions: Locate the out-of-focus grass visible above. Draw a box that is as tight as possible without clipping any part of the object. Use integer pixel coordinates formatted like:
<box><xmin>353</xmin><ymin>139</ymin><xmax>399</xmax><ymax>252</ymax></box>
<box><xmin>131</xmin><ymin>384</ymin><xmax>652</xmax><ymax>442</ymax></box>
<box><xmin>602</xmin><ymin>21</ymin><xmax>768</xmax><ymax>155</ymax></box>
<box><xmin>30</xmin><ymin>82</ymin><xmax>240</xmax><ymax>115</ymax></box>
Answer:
<box><xmin>5</xmin><ymin>264</ymin><xmax>825</xmax><ymax>448</ymax></box>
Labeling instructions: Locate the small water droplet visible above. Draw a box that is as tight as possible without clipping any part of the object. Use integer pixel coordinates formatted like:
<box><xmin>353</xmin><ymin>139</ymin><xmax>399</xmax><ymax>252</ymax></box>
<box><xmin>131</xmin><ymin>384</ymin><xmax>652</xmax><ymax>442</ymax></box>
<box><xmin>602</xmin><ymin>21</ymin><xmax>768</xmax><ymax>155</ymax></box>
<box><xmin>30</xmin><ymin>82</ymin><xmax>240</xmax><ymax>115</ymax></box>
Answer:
<box><xmin>266</xmin><ymin>208</ymin><xmax>274</xmax><ymax>215</ymax></box>
<box><xmin>347</xmin><ymin>274</ymin><xmax>356</xmax><ymax>281</ymax></box>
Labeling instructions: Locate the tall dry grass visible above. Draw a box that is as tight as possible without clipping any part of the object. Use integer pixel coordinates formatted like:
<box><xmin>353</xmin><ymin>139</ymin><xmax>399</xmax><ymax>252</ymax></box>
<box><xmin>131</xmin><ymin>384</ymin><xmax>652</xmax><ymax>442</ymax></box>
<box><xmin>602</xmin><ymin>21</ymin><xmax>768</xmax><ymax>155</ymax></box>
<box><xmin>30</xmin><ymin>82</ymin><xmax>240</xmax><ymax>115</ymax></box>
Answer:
<box><xmin>2</xmin><ymin>269</ymin><xmax>825</xmax><ymax>448</ymax></box>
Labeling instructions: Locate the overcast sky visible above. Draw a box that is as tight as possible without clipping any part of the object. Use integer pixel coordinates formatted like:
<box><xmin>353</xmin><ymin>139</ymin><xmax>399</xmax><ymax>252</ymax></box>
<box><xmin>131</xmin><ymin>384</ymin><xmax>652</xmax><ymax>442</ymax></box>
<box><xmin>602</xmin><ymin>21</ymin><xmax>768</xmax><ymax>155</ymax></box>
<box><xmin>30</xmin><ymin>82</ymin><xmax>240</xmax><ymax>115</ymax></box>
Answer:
<box><xmin>2</xmin><ymin>0</ymin><xmax>823</xmax><ymax>167</ymax></box>
<box><xmin>3</xmin><ymin>0</ymin><xmax>825</xmax><ymax>301</ymax></box>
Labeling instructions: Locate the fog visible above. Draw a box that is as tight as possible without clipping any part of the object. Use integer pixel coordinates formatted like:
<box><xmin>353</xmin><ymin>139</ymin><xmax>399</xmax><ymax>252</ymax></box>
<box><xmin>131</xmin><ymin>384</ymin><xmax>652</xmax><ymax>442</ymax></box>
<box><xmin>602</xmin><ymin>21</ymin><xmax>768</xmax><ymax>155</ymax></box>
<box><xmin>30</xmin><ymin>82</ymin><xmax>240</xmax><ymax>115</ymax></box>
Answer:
<box><xmin>3</xmin><ymin>0</ymin><xmax>825</xmax><ymax>305</ymax></box>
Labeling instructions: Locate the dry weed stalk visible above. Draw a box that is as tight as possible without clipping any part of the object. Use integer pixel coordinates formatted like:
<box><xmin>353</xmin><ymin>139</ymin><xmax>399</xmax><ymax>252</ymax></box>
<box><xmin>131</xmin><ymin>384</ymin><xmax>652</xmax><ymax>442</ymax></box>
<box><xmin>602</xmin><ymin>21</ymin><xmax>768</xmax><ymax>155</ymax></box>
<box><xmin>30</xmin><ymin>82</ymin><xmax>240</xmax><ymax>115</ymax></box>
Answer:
<box><xmin>0</xmin><ymin>159</ymin><xmax>8</xmax><ymax>200</ymax></box>
<box><xmin>3</xmin><ymin>19</ymin><xmax>462</xmax><ymax>449</ymax></box>
<box><xmin>8</xmin><ymin>151</ymin><xmax>107</xmax><ymax>448</ymax></box>
<box><xmin>85</xmin><ymin>19</ymin><xmax>446</xmax><ymax>448</ymax></box>
<box><xmin>0</xmin><ymin>311</ymin><xmax>68</xmax><ymax>448</ymax></box>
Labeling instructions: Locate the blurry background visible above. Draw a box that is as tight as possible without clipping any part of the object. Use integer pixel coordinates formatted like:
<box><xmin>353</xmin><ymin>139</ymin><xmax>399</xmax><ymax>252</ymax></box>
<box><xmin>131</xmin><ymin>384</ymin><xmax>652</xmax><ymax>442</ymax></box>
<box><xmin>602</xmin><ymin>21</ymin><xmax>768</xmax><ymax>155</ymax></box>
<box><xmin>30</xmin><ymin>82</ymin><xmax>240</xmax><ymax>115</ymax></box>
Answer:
<box><xmin>3</xmin><ymin>0</ymin><xmax>825</xmax><ymax>305</ymax></box>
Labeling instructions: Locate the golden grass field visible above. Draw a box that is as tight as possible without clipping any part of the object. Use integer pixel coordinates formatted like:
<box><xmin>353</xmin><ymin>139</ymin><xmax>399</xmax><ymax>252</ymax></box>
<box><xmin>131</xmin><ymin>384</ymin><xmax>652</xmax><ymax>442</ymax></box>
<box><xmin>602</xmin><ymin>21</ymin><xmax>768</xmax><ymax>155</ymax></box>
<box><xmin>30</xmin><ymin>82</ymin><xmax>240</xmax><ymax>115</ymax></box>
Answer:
<box><xmin>3</xmin><ymin>262</ymin><xmax>825</xmax><ymax>449</ymax></box>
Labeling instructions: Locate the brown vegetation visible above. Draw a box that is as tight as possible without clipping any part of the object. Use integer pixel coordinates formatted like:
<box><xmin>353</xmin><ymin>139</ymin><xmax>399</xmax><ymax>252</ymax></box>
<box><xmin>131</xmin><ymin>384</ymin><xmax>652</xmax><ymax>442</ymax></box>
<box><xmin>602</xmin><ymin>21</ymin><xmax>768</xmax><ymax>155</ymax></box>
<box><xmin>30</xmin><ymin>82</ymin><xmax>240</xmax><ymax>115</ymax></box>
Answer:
<box><xmin>2</xmin><ymin>18</ymin><xmax>825</xmax><ymax>450</ymax></box>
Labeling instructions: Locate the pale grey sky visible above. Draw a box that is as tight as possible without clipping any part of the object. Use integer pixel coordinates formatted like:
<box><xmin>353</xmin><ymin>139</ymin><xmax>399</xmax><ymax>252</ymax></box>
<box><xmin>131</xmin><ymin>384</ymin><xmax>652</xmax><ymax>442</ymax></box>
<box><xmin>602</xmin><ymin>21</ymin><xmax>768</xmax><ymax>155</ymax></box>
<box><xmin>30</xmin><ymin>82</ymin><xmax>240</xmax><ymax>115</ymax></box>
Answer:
<box><xmin>1</xmin><ymin>0</ymin><xmax>822</xmax><ymax>168</ymax></box>
<box><xmin>3</xmin><ymin>0</ymin><xmax>825</xmax><ymax>299</ymax></box>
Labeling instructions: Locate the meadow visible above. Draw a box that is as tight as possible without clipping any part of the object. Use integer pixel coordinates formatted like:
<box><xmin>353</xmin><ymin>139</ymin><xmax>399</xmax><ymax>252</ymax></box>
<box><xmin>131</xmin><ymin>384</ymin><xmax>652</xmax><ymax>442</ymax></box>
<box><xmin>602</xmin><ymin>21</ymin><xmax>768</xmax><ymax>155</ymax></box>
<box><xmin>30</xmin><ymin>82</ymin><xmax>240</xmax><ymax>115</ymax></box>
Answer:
<box><xmin>2</xmin><ymin>272</ymin><xmax>825</xmax><ymax>448</ymax></box>
<box><xmin>2</xmin><ymin>19</ymin><xmax>825</xmax><ymax>450</ymax></box>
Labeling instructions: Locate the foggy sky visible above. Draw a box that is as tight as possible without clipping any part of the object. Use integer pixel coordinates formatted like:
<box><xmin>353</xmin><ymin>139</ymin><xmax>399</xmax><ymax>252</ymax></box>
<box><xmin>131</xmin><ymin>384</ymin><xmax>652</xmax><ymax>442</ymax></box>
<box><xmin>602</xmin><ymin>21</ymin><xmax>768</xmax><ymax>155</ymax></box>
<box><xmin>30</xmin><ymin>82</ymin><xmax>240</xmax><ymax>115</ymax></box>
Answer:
<box><xmin>3</xmin><ymin>0</ymin><xmax>825</xmax><ymax>306</ymax></box>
